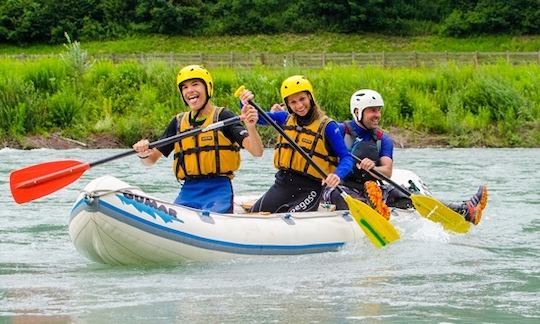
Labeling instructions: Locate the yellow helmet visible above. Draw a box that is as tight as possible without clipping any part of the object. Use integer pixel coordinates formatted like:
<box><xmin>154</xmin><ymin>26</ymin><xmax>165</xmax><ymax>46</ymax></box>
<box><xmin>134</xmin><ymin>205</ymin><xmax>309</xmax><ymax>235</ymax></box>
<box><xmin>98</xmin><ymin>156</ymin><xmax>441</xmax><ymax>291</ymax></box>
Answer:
<box><xmin>176</xmin><ymin>65</ymin><xmax>214</xmax><ymax>98</ymax></box>
<box><xmin>280</xmin><ymin>75</ymin><xmax>315</xmax><ymax>102</ymax></box>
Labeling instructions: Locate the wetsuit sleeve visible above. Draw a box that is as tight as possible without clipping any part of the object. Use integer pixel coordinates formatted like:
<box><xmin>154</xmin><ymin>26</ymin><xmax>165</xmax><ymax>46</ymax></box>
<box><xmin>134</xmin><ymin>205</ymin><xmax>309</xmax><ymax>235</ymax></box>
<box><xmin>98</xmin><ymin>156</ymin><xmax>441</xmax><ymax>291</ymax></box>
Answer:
<box><xmin>219</xmin><ymin>108</ymin><xmax>249</xmax><ymax>146</ymax></box>
<box><xmin>256</xmin><ymin>111</ymin><xmax>288</xmax><ymax>126</ymax></box>
<box><xmin>380</xmin><ymin>134</ymin><xmax>394</xmax><ymax>160</ymax></box>
<box><xmin>239</xmin><ymin>101</ymin><xmax>288</xmax><ymax>127</ymax></box>
<box><xmin>156</xmin><ymin>117</ymin><xmax>178</xmax><ymax>157</ymax></box>
<box><xmin>337</xmin><ymin>122</ymin><xmax>346</xmax><ymax>136</ymax></box>
<box><xmin>325</xmin><ymin>121</ymin><xmax>353</xmax><ymax>180</ymax></box>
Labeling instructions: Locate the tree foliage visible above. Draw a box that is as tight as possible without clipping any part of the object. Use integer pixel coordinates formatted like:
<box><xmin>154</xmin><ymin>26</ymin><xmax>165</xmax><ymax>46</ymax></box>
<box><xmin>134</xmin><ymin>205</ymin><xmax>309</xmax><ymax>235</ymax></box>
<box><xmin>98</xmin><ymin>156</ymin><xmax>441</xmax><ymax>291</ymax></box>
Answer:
<box><xmin>440</xmin><ymin>0</ymin><xmax>539</xmax><ymax>36</ymax></box>
<box><xmin>0</xmin><ymin>0</ymin><xmax>538</xmax><ymax>44</ymax></box>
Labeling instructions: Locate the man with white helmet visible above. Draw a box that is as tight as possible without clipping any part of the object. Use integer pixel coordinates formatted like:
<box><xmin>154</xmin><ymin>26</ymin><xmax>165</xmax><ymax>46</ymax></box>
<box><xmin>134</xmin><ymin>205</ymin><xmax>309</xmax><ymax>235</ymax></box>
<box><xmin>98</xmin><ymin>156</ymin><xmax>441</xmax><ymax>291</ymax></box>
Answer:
<box><xmin>345</xmin><ymin>89</ymin><xmax>393</xmax><ymax>179</ymax></box>
<box><xmin>322</xmin><ymin>89</ymin><xmax>394</xmax><ymax>219</ymax></box>
<box><xmin>324</xmin><ymin>89</ymin><xmax>488</xmax><ymax>224</ymax></box>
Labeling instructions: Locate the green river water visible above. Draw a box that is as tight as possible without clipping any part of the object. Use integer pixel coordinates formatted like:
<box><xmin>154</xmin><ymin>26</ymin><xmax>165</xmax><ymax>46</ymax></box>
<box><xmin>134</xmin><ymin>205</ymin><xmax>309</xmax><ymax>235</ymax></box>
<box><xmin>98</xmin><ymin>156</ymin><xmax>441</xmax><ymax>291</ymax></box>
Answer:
<box><xmin>0</xmin><ymin>148</ymin><xmax>539</xmax><ymax>323</ymax></box>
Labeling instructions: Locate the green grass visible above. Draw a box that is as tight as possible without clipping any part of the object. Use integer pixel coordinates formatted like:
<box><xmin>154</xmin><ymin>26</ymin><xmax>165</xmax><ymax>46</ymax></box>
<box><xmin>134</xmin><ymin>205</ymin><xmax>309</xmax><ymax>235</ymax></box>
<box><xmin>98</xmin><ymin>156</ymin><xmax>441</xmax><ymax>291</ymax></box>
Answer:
<box><xmin>1</xmin><ymin>53</ymin><xmax>539</xmax><ymax>147</ymax></box>
<box><xmin>1</xmin><ymin>33</ymin><xmax>539</xmax><ymax>148</ymax></box>
<box><xmin>2</xmin><ymin>33</ymin><xmax>540</xmax><ymax>55</ymax></box>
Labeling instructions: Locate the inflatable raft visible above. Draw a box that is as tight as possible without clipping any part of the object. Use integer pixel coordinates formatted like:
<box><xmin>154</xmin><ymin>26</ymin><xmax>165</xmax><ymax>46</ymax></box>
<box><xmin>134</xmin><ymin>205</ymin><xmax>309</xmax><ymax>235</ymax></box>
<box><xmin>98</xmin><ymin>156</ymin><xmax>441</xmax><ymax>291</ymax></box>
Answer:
<box><xmin>69</xmin><ymin>169</ymin><xmax>430</xmax><ymax>265</ymax></box>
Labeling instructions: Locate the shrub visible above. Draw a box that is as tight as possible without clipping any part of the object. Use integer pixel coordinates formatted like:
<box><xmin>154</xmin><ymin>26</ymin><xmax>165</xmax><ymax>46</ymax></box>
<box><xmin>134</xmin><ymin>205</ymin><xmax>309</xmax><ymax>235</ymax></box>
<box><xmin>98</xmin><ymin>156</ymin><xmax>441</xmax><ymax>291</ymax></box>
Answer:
<box><xmin>47</xmin><ymin>89</ymin><xmax>85</xmax><ymax>128</ymax></box>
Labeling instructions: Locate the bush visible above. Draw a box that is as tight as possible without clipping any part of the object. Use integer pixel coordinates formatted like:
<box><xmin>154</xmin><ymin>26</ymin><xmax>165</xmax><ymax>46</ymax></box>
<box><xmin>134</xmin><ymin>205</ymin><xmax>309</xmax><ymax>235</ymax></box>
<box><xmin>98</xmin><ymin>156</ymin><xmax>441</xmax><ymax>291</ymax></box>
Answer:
<box><xmin>47</xmin><ymin>89</ymin><xmax>85</xmax><ymax>128</ymax></box>
<box><xmin>23</xmin><ymin>60</ymin><xmax>66</xmax><ymax>94</ymax></box>
<box><xmin>0</xmin><ymin>76</ymin><xmax>44</xmax><ymax>135</ymax></box>
<box><xmin>60</xmin><ymin>33</ymin><xmax>93</xmax><ymax>75</ymax></box>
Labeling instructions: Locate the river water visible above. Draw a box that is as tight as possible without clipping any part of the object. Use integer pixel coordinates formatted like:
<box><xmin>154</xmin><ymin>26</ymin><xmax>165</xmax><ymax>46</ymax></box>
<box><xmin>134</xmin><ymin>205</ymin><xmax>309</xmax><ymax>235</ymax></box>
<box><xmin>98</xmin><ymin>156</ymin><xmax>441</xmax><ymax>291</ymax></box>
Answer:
<box><xmin>1</xmin><ymin>148</ymin><xmax>539</xmax><ymax>322</ymax></box>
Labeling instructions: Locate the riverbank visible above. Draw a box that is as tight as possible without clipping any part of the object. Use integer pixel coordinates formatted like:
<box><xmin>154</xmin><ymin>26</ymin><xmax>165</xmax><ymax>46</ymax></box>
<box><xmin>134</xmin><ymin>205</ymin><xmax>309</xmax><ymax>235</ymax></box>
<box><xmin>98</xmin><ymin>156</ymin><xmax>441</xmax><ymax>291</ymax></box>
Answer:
<box><xmin>2</xmin><ymin>59</ymin><xmax>538</xmax><ymax>148</ymax></box>
<box><xmin>1</xmin><ymin>127</ymin><xmax>457</xmax><ymax>150</ymax></box>
<box><xmin>1</xmin><ymin>133</ymin><xmax>123</xmax><ymax>150</ymax></box>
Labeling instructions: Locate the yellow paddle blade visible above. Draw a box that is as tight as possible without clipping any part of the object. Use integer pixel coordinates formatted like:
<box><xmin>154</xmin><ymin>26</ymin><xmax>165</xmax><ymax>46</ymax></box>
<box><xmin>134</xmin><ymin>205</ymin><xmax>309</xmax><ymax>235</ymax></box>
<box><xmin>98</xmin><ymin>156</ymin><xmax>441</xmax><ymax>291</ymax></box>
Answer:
<box><xmin>344</xmin><ymin>194</ymin><xmax>400</xmax><ymax>248</ymax></box>
<box><xmin>411</xmin><ymin>194</ymin><xmax>471</xmax><ymax>233</ymax></box>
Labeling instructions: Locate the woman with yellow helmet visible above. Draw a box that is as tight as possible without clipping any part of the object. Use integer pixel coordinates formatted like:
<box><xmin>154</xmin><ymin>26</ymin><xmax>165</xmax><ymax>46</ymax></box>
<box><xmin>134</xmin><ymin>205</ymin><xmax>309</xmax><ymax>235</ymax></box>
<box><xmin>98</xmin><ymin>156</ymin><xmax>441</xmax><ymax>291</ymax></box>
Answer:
<box><xmin>243</xmin><ymin>75</ymin><xmax>353</xmax><ymax>213</ymax></box>
<box><xmin>133</xmin><ymin>65</ymin><xmax>263</xmax><ymax>213</ymax></box>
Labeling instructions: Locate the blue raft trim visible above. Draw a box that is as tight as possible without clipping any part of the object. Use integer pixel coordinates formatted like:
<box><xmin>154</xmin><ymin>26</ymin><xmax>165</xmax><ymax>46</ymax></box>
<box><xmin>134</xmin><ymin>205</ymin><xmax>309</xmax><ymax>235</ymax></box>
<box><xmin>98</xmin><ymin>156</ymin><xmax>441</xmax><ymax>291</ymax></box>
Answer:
<box><xmin>70</xmin><ymin>197</ymin><xmax>346</xmax><ymax>256</ymax></box>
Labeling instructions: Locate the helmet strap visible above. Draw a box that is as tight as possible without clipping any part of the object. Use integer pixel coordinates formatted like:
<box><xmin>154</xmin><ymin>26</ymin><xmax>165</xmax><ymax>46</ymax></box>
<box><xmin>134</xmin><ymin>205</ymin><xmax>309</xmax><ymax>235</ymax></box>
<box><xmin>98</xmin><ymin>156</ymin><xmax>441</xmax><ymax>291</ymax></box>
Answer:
<box><xmin>181</xmin><ymin>82</ymin><xmax>211</xmax><ymax>114</ymax></box>
<box><xmin>353</xmin><ymin>110</ymin><xmax>365</xmax><ymax>128</ymax></box>
<box><xmin>297</xmin><ymin>106</ymin><xmax>316</xmax><ymax>126</ymax></box>
<box><xmin>191</xmin><ymin>107</ymin><xmax>203</xmax><ymax>121</ymax></box>
<box><xmin>357</xmin><ymin>110</ymin><xmax>374</xmax><ymax>130</ymax></box>
<box><xmin>287</xmin><ymin>93</ymin><xmax>317</xmax><ymax>125</ymax></box>
<box><xmin>360</xmin><ymin>119</ymin><xmax>370</xmax><ymax>130</ymax></box>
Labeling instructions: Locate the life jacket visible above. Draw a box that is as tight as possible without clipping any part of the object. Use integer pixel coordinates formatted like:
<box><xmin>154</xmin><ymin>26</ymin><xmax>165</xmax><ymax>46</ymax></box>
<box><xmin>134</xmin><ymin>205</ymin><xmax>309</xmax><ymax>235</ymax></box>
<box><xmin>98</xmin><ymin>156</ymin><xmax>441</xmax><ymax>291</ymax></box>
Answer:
<box><xmin>173</xmin><ymin>107</ymin><xmax>240</xmax><ymax>180</ymax></box>
<box><xmin>273</xmin><ymin>114</ymin><xmax>338</xmax><ymax>180</ymax></box>
<box><xmin>343</xmin><ymin>120</ymin><xmax>383</xmax><ymax>152</ymax></box>
<box><xmin>343</xmin><ymin>121</ymin><xmax>384</xmax><ymax>186</ymax></box>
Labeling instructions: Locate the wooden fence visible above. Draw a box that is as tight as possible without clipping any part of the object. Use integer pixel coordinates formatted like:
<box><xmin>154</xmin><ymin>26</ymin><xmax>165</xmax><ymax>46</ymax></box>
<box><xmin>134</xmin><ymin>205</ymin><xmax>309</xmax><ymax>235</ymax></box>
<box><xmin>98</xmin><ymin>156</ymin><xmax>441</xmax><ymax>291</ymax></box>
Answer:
<box><xmin>5</xmin><ymin>51</ymin><xmax>540</xmax><ymax>68</ymax></box>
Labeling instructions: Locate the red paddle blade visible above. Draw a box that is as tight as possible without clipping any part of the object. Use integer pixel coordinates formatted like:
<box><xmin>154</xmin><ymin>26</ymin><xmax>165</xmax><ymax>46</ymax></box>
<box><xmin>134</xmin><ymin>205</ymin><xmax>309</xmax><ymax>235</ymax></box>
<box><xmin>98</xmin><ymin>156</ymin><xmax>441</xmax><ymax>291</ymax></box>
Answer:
<box><xmin>10</xmin><ymin>160</ymin><xmax>90</xmax><ymax>204</ymax></box>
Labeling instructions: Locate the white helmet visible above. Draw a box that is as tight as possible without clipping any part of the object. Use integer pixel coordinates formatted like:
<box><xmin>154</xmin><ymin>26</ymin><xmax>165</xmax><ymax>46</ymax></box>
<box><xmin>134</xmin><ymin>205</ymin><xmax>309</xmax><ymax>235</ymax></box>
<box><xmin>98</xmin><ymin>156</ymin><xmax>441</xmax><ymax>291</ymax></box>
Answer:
<box><xmin>350</xmin><ymin>89</ymin><xmax>384</xmax><ymax>122</ymax></box>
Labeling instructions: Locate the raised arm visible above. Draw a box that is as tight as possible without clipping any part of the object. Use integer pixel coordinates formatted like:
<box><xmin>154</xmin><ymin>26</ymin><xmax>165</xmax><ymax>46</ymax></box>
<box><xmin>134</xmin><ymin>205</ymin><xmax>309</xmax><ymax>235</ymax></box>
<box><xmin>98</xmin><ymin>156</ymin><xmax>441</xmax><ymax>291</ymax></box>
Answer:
<box><xmin>238</xmin><ymin>88</ymin><xmax>264</xmax><ymax>157</ymax></box>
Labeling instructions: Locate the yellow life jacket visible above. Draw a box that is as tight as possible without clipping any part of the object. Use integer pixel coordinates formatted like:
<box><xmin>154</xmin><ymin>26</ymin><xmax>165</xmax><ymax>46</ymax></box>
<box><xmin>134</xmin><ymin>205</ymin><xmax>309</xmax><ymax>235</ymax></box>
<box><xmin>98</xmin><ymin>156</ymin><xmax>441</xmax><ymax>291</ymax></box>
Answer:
<box><xmin>173</xmin><ymin>107</ymin><xmax>241</xmax><ymax>180</ymax></box>
<box><xmin>273</xmin><ymin>114</ymin><xmax>338</xmax><ymax>180</ymax></box>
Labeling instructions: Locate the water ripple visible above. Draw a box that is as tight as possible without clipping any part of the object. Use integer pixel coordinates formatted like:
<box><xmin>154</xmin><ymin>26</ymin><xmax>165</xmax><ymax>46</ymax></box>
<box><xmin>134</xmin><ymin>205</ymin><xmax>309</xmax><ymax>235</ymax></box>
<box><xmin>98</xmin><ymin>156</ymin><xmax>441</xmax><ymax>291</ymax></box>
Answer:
<box><xmin>0</xmin><ymin>148</ymin><xmax>539</xmax><ymax>321</ymax></box>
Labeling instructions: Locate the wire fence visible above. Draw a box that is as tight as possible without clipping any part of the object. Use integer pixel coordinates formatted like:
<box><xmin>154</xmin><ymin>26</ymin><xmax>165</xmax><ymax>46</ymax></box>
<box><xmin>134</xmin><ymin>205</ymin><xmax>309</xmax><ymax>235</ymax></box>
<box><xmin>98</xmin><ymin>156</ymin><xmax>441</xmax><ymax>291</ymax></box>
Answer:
<box><xmin>5</xmin><ymin>51</ymin><xmax>540</xmax><ymax>68</ymax></box>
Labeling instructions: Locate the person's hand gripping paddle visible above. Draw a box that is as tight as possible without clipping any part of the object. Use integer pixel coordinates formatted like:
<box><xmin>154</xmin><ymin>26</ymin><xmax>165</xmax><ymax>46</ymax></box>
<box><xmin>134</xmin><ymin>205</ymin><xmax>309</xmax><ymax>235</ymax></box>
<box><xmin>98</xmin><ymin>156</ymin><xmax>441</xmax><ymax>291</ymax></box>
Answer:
<box><xmin>10</xmin><ymin>116</ymin><xmax>242</xmax><ymax>204</ymax></box>
<box><xmin>235</xmin><ymin>86</ymin><xmax>399</xmax><ymax>248</ymax></box>
<box><xmin>355</xmin><ymin>158</ymin><xmax>472</xmax><ymax>233</ymax></box>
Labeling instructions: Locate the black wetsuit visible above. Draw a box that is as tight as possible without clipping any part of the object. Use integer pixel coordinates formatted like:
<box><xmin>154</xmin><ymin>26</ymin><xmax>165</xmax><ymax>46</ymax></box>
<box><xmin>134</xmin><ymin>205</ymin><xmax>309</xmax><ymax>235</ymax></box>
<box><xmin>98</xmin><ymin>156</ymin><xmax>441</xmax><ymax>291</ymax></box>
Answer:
<box><xmin>250</xmin><ymin>170</ymin><xmax>322</xmax><ymax>213</ymax></box>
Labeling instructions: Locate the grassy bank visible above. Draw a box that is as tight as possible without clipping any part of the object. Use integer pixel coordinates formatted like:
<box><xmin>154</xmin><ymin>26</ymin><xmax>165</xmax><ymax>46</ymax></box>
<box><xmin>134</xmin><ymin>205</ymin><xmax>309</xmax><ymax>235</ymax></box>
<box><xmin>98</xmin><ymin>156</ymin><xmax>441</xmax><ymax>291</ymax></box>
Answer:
<box><xmin>1</xmin><ymin>44</ymin><xmax>539</xmax><ymax>148</ymax></box>
<box><xmin>2</xmin><ymin>33</ymin><xmax>540</xmax><ymax>55</ymax></box>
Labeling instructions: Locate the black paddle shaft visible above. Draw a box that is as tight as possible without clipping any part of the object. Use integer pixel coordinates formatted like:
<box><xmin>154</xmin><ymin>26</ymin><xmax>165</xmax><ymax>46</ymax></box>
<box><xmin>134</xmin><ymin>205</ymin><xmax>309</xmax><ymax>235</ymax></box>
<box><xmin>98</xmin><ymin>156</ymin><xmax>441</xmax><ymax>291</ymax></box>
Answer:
<box><xmin>248</xmin><ymin>99</ymin><xmax>347</xmax><ymax>191</ymax></box>
<box><xmin>89</xmin><ymin>116</ymin><xmax>241</xmax><ymax>168</ymax></box>
<box><xmin>350</xmin><ymin>155</ymin><xmax>412</xmax><ymax>197</ymax></box>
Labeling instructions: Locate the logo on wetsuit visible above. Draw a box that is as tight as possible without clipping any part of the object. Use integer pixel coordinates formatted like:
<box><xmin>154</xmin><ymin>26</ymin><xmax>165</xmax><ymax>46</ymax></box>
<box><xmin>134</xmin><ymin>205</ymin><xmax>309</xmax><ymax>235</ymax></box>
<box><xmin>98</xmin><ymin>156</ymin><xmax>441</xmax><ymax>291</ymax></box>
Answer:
<box><xmin>290</xmin><ymin>190</ymin><xmax>318</xmax><ymax>212</ymax></box>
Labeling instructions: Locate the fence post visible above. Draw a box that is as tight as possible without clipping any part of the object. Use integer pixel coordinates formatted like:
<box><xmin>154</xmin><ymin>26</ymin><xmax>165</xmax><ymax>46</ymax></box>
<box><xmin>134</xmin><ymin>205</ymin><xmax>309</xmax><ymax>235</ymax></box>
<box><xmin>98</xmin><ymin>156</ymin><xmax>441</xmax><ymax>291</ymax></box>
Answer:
<box><xmin>11</xmin><ymin>50</ymin><xmax>540</xmax><ymax>67</ymax></box>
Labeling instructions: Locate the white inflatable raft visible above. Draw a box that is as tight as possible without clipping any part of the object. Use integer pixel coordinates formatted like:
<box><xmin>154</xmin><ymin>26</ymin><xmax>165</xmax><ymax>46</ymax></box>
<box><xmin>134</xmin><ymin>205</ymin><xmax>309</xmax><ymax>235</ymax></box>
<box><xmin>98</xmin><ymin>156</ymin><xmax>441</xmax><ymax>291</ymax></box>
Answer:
<box><xmin>69</xmin><ymin>169</ymin><xmax>429</xmax><ymax>265</ymax></box>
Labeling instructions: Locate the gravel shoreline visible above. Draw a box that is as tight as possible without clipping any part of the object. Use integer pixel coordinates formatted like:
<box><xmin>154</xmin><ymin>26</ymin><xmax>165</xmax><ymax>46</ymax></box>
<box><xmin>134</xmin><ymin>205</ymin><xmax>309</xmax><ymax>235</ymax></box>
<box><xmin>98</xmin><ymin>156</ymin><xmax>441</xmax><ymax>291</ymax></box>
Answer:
<box><xmin>1</xmin><ymin>127</ymin><xmax>453</xmax><ymax>150</ymax></box>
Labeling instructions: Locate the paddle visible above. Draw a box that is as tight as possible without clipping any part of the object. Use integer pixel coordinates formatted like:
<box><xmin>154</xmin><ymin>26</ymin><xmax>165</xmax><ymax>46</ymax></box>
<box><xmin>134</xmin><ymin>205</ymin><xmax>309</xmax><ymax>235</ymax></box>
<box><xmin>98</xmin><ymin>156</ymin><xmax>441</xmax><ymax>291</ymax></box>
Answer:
<box><xmin>350</xmin><ymin>155</ymin><xmax>471</xmax><ymax>233</ymax></box>
<box><xmin>10</xmin><ymin>116</ymin><xmax>242</xmax><ymax>204</ymax></box>
<box><xmin>235</xmin><ymin>86</ymin><xmax>399</xmax><ymax>248</ymax></box>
